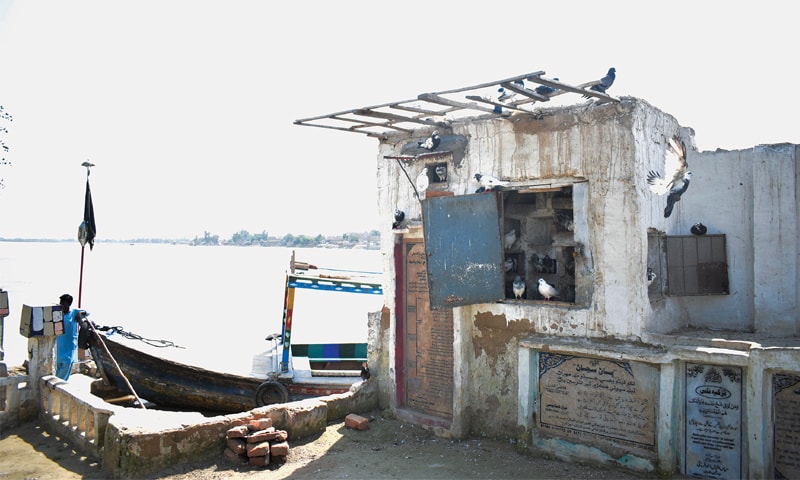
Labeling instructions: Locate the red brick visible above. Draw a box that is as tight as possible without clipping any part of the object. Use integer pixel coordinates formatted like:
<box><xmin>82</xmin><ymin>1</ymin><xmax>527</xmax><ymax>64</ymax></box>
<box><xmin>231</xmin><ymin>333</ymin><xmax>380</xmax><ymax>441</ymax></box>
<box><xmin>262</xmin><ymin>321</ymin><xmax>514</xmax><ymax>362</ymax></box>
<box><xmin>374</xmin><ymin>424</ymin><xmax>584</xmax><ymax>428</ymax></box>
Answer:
<box><xmin>226</xmin><ymin>425</ymin><xmax>249</xmax><ymax>438</ymax></box>
<box><xmin>345</xmin><ymin>413</ymin><xmax>370</xmax><ymax>430</ymax></box>
<box><xmin>269</xmin><ymin>441</ymin><xmax>290</xmax><ymax>457</ymax></box>
<box><xmin>223</xmin><ymin>448</ymin><xmax>247</xmax><ymax>465</ymax></box>
<box><xmin>248</xmin><ymin>455</ymin><xmax>270</xmax><ymax>467</ymax></box>
<box><xmin>247</xmin><ymin>427</ymin><xmax>275</xmax><ymax>443</ymax></box>
<box><xmin>246</xmin><ymin>441</ymin><xmax>270</xmax><ymax>457</ymax></box>
<box><xmin>248</xmin><ymin>417</ymin><xmax>273</xmax><ymax>431</ymax></box>
<box><xmin>266</xmin><ymin>430</ymin><xmax>288</xmax><ymax>442</ymax></box>
<box><xmin>226</xmin><ymin>438</ymin><xmax>247</xmax><ymax>455</ymax></box>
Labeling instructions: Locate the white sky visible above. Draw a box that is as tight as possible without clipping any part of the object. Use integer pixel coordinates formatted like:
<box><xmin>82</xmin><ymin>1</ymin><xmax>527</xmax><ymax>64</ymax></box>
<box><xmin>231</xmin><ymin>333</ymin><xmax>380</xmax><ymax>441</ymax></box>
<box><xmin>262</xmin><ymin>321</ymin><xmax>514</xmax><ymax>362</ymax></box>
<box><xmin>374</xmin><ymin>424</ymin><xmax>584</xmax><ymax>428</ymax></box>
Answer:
<box><xmin>0</xmin><ymin>1</ymin><xmax>796</xmax><ymax>240</ymax></box>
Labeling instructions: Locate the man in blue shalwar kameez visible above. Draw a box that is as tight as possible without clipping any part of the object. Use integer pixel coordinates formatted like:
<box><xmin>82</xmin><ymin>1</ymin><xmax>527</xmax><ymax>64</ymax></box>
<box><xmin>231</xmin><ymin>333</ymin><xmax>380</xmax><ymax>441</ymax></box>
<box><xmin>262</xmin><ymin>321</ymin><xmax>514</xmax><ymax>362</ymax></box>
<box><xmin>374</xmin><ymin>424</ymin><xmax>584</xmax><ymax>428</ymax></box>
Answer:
<box><xmin>55</xmin><ymin>293</ymin><xmax>85</xmax><ymax>380</ymax></box>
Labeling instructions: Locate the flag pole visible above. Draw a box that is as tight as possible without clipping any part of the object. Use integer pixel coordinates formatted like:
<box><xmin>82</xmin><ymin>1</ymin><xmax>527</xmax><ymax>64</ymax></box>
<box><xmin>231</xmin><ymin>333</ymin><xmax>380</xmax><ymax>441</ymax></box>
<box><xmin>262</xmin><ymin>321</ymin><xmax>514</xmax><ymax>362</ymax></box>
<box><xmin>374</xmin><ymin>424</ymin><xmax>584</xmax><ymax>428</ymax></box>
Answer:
<box><xmin>77</xmin><ymin>161</ymin><xmax>96</xmax><ymax>309</ymax></box>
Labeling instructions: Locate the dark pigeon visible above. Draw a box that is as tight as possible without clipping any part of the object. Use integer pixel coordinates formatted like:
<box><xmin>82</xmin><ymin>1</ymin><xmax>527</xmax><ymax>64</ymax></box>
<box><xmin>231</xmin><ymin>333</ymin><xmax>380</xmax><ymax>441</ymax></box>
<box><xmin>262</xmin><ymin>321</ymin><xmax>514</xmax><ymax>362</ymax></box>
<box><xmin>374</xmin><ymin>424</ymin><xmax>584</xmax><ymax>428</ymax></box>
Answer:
<box><xmin>417</xmin><ymin>130</ymin><xmax>441</xmax><ymax>151</ymax></box>
<box><xmin>690</xmin><ymin>222</ymin><xmax>707</xmax><ymax>235</ymax></box>
<box><xmin>583</xmin><ymin>68</ymin><xmax>616</xmax><ymax>98</ymax></box>
<box><xmin>648</xmin><ymin>136</ymin><xmax>691</xmax><ymax>218</ymax></box>
<box><xmin>535</xmin><ymin>78</ymin><xmax>559</xmax><ymax>96</ymax></box>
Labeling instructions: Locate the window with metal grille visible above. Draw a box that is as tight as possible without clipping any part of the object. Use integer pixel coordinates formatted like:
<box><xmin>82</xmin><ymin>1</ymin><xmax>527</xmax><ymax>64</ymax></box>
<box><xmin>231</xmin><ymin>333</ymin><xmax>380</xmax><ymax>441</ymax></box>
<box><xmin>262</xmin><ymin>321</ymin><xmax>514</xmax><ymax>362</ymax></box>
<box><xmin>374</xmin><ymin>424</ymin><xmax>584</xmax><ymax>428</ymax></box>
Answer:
<box><xmin>665</xmin><ymin>234</ymin><xmax>729</xmax><ymax>295</ymax></box>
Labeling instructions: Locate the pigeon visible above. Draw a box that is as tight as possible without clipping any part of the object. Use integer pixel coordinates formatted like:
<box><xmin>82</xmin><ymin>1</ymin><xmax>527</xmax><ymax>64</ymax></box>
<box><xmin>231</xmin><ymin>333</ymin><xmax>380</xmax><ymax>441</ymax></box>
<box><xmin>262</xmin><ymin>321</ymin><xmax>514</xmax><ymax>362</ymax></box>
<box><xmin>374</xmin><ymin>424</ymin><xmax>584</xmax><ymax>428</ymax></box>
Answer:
<box><xmin>647</xmin><ymin>268</ymin><xmax>657</xmax><ymax>286</ymax></box>
<box><xmin>647</xmin><ymin>136</ymin><xmax>691</xmax><ymax>218</ymax></box>
<box><xmin>360</xmin><ymin>362</ymin><xmax>371</xmax><ymax>381</ymax></box>
<box><xmin>474</xmin><ymin>173</ymin><xmax>508</xmax><ymax>191</ymax></box>
<box><xmin>530</xmin><ymin>253</ymin><xmax>545</xmax><ymax>273</ymax></box>
<box><xmin>535</xmin><ymin>78</ymin><xmax>559</xmax><ymax>96</ymax></box>
<box><xmin>555</xmin><ymin>210</ymin><xmax>574</xmax><ymax>232</ymax></box>
<box><xmin>504</xmin><ymin>256</ymin><xmax>517</xmax><ymax>272</ymax></box>
<box><xmin>512</xmin><ymin>275</ymin><xmax>526</xmax><ymax>299</ymax></box>
<box><xmin>415</xmin><ymin>168</ymin><xmax>429</xmax><ymax>199</ymax></box>
<box><xmin>690</xmin><ymin>222</ymin><xmax>707</xmax><ymax>236</ymax></box>
<box><xmin>542</xmin><ymin>254</ymin><xmax>556</xmax><ymax>274</ymax></box>
<box><xmin>497</xmin><ymin>86</ymin><xmax>516</xmax><ymax>102</ymax></box>
<box><xmin>583</xmin><ymin>67</ymin><xmax>616</xmax><ymax>98</ymax></box>
<box><xmin>504</xmin><ymin>229</ymin><xmax>518</xmax><ymax>250</ymax></box>
<box><xmin>434</xmin><ymin>164</ymin><xmax>447</xmax><ymax>182</ymax></box>
<box><xmin>392</xmin><ymin>210</ymin><xmax>406</xmax><ymax>229</ymax></box>
<box><xmin>537</xmin><ymin>278</ymin><xmax>560</xmax><ymax>301</ymax></box>
<box><xmin>417</xmin><ymin>130</ymin><xmax>441</xmax><ymax>151</ymax></box>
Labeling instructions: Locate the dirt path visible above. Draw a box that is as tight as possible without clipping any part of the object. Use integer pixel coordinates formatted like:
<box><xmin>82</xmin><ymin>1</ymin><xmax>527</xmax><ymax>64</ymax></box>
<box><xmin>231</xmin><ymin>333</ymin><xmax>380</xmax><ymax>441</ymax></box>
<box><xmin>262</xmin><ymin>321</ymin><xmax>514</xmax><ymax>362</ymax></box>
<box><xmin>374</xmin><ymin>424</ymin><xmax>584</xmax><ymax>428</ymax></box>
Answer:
<box><xmin>1</xmin><ymin>410</ymin><xmax>653</xmax><ymax>479</ymax></box>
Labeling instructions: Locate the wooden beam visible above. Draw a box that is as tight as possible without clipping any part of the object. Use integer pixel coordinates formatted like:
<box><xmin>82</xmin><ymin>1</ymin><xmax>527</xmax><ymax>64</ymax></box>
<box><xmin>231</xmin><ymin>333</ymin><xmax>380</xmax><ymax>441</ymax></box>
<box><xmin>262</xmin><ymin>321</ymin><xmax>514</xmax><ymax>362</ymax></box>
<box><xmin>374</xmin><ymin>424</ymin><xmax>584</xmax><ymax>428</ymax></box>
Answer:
<box><xmin>389</xmin><ymin>103</ymin><xmax>450</xmax><ymax>117</ymax></box>
<box><xmin>331</xmin><ymin>115</ymin><xmax>413</xmax><ymax>133</ymax></box>
<box><xmin>525</xmin><ymin>76</ymin><xmax>618</xmax><ymax>102</ymax></box>
<box><xmin>353</xmin><ymin>109</ymin><xmax>446</xmax><ymax>127</ymax></box>
<box><xmin>292</xmin><ymin>120</ymin><xmax>384</xmax><ymax>138</ymax></box>
<box><xmin>500</xmin><ymin>82</ymin><xmax>550</xmax><ymax>103</ymax></box>
<box><xmin>417</xmin><ymin>93</ymin><xmax>501</xmax><ymax>115</ymax></box>
<box><xmin>465</xmin><ymin>95</ymin><xmax>531</xmax><ymax>113</ymax></box>
<box><xmin>430</xmin><ymin>70</ymin><xmax>546</xmax><ymax>95</ymax></box>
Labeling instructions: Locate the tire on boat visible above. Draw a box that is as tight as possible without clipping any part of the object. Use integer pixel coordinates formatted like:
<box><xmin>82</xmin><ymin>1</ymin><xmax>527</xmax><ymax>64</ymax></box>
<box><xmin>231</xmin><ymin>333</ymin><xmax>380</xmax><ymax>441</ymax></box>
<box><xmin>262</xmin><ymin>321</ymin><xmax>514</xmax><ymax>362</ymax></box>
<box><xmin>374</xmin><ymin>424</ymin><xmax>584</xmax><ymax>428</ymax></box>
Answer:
<box><xmin>255</xmin><ymin>380</ymin><xmax>289</xmax><ymax>406</ymax></box>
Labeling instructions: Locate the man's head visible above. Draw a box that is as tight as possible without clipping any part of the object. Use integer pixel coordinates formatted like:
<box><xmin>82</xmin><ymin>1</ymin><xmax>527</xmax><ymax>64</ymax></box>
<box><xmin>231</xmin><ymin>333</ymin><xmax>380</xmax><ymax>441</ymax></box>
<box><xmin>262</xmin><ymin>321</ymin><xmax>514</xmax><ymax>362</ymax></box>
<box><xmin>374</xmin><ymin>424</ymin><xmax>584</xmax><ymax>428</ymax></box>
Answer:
<box><xmin>59</xmin><ymin>293</ymin><xmax>73</xmax><ymax>312</ymax></box>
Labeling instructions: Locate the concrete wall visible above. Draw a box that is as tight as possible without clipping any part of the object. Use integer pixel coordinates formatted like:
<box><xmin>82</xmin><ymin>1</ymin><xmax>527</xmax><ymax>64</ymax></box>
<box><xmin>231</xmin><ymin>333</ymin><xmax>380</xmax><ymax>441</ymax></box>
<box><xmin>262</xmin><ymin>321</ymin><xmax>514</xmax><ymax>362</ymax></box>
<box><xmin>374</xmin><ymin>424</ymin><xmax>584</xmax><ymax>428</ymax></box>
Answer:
<box><xmin>373</xmin><ymin>96</ymin><xmax>800</xmax><ymax>476</ymax></box>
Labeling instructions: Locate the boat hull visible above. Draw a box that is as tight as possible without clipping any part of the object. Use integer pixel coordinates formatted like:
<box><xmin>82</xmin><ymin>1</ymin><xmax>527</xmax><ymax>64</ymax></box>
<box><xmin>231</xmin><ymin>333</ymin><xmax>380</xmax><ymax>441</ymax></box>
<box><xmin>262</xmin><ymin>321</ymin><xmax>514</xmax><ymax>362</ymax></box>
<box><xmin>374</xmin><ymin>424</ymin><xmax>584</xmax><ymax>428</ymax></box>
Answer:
<box><xmin>89</xmin><ymin>334</ymin><xmax>357</xmax><ymax>413</ymax></box>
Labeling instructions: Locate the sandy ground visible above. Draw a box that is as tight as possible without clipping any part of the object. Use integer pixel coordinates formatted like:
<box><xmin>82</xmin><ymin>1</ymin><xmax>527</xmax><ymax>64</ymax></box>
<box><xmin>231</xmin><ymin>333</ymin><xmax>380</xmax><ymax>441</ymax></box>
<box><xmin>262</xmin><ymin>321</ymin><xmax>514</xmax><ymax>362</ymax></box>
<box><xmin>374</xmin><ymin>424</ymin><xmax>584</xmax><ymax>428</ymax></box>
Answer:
<box><xmin>0</xmin><ymin>409</ymin><xmax>657</xmax><ymax>480</ymax></box>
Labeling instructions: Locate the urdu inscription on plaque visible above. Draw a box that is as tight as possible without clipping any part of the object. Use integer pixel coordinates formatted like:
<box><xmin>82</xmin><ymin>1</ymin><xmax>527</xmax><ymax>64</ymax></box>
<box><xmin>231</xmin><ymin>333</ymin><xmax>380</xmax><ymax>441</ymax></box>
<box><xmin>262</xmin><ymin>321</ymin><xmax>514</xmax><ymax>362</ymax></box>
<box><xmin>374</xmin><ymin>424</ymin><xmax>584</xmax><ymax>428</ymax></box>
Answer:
<box><xmin>773</xmin><ymin>373</ymin><xmax>800</xmax><ymax>479</ymax></box>
<box><xmin>537</xmin><ymin>352</ymin><xmax>657</xmax><ymax>450</ymax></box>
<box><xmin>684</xmin><ymin>363</ymin><xmax>742</xmax><ymax>480</ymax></box>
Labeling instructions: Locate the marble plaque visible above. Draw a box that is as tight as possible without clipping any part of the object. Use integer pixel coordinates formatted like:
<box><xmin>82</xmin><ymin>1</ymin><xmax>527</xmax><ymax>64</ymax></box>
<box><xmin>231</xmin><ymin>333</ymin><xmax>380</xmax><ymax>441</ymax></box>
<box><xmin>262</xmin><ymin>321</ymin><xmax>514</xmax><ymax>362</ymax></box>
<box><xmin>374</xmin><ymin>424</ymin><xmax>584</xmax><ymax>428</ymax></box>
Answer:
<box><xmin>685</xmin><ymin>363</ymin><xmax>742</xmax><ymax>479</ymax></box>
<box><xmin>537</xmin><ymin>352</ymin><xmax>657</xmax><ymax>449</ymax></box>
<box><xmin>773</xmin><ymin>373</ymin><xmax>800</xmax><ymax>479</ymax></box>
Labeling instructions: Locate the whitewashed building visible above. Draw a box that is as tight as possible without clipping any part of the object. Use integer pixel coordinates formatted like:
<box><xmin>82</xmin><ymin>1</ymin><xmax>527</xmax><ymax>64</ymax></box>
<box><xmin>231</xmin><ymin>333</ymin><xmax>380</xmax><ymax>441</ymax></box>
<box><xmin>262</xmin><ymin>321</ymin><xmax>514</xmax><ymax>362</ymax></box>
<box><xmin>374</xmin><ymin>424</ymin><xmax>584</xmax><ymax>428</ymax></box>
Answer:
<box><xmin>296</xmin><ymin>71</ymin><xmax>800</xmax><ymax>478</ymax></box>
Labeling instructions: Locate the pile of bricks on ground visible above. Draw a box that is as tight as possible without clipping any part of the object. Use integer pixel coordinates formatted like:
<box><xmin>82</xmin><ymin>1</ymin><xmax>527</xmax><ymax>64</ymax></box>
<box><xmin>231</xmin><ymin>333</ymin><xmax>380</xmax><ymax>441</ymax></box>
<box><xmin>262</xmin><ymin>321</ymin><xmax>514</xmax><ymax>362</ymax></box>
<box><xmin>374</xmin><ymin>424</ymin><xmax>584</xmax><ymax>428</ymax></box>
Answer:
<box><xmin>224</xmin><ymin>417</ymin><xmax>290</xmax><ymax>467</ymax></box>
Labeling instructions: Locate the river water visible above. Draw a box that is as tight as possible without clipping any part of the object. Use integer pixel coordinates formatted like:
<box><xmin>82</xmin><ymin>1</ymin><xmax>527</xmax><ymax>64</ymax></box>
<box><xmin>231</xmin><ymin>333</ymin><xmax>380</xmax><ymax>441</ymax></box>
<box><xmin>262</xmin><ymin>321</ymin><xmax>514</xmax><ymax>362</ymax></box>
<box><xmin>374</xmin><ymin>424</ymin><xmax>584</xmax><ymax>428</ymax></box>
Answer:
<box><xmin>0</xmin><ymin>242</ymin><xmax>383</xmax><ymax>374</ymax></box>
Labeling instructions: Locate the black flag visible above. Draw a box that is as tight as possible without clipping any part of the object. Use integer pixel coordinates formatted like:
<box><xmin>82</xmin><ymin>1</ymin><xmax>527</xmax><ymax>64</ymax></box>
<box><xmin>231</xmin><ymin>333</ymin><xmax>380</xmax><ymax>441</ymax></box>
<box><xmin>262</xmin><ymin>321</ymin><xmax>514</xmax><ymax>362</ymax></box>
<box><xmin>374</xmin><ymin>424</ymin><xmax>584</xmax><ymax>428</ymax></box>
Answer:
<box><xmin>83</xmin><ymin>179</ymin><xmax>96</xmax><ymax>250</ymax></box>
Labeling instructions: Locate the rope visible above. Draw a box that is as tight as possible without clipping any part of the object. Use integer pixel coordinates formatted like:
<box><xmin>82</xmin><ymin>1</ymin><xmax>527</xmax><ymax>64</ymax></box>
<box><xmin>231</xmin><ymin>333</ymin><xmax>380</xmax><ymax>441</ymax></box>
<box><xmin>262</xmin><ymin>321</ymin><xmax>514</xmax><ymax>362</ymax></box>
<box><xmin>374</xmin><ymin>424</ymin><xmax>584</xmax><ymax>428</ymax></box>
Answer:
<box><xmin>95</xmin><ymin>324</ymin><xmax>184</xmax><ymax>349</ymax></box>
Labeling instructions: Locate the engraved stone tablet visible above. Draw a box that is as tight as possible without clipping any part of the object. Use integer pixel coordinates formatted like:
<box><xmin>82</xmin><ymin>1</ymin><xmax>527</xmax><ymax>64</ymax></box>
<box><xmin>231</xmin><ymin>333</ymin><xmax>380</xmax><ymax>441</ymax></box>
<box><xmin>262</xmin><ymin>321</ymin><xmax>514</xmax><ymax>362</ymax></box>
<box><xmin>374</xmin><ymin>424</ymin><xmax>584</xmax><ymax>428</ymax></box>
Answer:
<box><xmin>773</xmin><ymin>373</ymin><xmax>800</xmax><ymax>479</ymax></box>
<box><xmin>685</xmin><ymin>363</ymin><xmax>742</xmax><ymax>479</ymax></box>
<box><xmin>537</xmin><ymin>352</ymin><xmax>657</xmax><ymax>450</ymax></box>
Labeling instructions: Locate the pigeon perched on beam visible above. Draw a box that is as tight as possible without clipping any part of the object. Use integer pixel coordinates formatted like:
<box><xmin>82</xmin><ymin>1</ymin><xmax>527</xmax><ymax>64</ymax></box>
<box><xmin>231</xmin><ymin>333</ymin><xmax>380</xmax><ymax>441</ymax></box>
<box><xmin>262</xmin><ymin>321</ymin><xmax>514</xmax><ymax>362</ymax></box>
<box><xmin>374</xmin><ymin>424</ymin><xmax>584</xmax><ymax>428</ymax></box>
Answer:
<box><xmin>583</xmin><ymin>68</ymin><xmax>616</xmax><ymax>98</ymax></box>
<box><xmin>537</xmin><ymin>278</ymin><xmax>560</xmax><ymax>301</ymax></box>
<box><xmin>535</xmin><ymin>78</ymin><xmax>559</xmax><ymax>96</ymax></box>
<box><xmin>417</xmin><ymin>130</ymin><xmax>441</xmax><ymax>151</ymax></box>
<box><xmin>647</xmin><ymin>136</ymin><xmax>691</xmax><ymax>218</ymax></box>
<box><xmin>512</xmin><ymin>275</ymin><xmax>526</xmax><ymax>299</ymax></box>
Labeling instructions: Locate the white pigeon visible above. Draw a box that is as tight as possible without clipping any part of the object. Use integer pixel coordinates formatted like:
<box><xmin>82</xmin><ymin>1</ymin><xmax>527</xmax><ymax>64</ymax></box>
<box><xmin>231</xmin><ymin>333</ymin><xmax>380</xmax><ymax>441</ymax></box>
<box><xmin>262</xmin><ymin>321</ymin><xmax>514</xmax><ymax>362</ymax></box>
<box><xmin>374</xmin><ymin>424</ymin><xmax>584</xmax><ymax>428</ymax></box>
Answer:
<box><xmin>503</xmin><ymin>229</ymin><xmax>517</xmax><ymax>250</ymax></box>
<box><xmin>647</xmin><ymin>268</ymin><xmax>657</xmax><ymax>286</ymax></box>
<box><xmin>415</xmin><ymin>168</ymin><xmax>429</xmax><ymax>199</ymax></box>
<box><xmin>537</xmin><ymin>278</ymin><xmax>559</xmax><ymax>301</ymax></box>
<box><xmin>512</xmin><ymin>275</ymin><xmax>526</xmax><ymax>299</ymax></box>
<box><xmin>475</xmin><ymin>173</ymin><xmax>509</xmax><ymax>191</ymax></box>
<box><xmin>647</xmin><ymin>137</ymin><xmax>692</xmax><ymax>218</ymax></box>
<box><xmin>496</xmin><ymin>86</ymin><xmax>516</xmax><ymax>102</ymax></box>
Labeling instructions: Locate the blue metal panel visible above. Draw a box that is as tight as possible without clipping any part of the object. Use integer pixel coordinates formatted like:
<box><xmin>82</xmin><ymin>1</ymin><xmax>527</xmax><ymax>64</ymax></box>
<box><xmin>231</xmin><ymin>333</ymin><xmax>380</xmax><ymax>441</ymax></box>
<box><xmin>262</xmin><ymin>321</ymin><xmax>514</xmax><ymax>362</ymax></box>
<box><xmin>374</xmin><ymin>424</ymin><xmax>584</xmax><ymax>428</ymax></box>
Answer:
<box><xmin>422</xmin><ymin>193</ymin><xmax>504</xmax><ymax>308</ymax></box>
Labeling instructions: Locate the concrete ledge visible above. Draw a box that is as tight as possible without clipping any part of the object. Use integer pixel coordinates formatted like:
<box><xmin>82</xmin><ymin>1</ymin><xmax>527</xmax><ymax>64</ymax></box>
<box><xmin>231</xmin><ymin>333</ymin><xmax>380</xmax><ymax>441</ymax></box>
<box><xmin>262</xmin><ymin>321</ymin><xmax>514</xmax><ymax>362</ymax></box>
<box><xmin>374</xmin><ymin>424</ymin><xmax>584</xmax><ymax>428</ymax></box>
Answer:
<box><xmin>101</xmin><ymin>378</ymin><xmax>376</xmax><ymax>478</ymax></box>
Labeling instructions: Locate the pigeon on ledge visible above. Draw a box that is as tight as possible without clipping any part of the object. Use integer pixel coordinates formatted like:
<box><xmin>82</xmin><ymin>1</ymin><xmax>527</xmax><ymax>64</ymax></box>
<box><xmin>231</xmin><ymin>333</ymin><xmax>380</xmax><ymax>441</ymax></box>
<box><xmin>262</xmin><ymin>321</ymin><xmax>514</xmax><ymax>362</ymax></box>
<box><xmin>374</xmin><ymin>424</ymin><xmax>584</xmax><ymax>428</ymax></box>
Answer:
<box><xmin>392</xmin><ymin>210</ymin><xmax>405</xmax><ymax>229</ymax></box>
<box><xmin>537</xmin><ymin>278</ymin><xmax>560</xmax><ymax>301</ymax></box>
<box><xmin>690</xmin><ymin>222</ymin><xmax>707</xmax><ymax>235</ymax></box>
<box><xmin>417</xmin><ymin>130</ymin><xmax>441</xmax><ymax>151</ymax></box>
<box><xmin>583</xmin><ymin>68</ymin><xmax>616</xmax><ymax>98</ymax></box>
<box><xmin>512</xmin><ymin>275</ymin><xmax>526</xmax><ymax>299</ymax></box>
<box><xmin>434</xmin><ymin>164</ymin><xmax>447</xmax><ymax>182</ymax></box>
<box><xmin>474</xmin><ymin>173</ymin><xmax>508</xmax><ymax>191</ymax></box>
<box><xmin>504</xmin><ymin>229</ymin><xmax>518</xmax><ymax>250</ymax></box>
<box><xmin>647</xmin><ymin>268</ymin><xmax>657</xmax><ymax>286</ymax></box>
<box><xmin>647</xmin><ymin>136</ymin><xmax>691</xmax><ymax>218</ymax></box>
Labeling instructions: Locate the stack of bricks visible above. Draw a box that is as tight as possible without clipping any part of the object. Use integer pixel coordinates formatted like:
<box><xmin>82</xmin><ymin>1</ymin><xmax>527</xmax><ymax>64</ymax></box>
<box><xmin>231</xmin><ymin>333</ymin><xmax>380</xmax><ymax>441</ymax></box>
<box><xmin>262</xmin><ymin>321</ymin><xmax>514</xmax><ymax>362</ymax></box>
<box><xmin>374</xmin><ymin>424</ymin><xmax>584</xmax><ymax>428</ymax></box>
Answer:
<box><xmin>224</xmin><ymin>417</ymin><xmax>290</xmax><ymax>467</ymax></box>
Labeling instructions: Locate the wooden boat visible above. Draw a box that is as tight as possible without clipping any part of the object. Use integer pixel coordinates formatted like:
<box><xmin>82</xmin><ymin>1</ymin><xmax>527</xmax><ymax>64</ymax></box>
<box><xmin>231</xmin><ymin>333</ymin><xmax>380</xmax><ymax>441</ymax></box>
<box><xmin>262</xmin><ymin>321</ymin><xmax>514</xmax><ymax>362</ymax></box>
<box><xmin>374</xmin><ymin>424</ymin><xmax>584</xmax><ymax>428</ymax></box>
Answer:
<box><xmin>87</xmin><ymin>253</ymin><xmax>383</xmax><ymax>413</ymax></box>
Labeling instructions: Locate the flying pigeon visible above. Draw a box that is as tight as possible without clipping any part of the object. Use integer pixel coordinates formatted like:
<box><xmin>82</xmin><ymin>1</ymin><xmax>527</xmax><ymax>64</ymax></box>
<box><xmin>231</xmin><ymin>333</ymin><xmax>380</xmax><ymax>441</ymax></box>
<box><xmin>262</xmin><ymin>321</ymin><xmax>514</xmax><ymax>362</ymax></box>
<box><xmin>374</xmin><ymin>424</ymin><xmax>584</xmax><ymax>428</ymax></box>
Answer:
<box><xmin>647</xmin><ymin>136</ymin><xmax>691</xmax><ymax>218</ymax></box>
<box><xmin>504</xmin><ymin>229</ymin><xmax>518</xmax><ymax>250</ymax></box>
<box><xmin>415</xmin><ymin>168</ymin><xmax>429</xmax><ymax>199</ymax></box>
<box><xmin>537</xmin><ymin>278</ymin><xmax>560</xmax><ymax>301</ymax></box>
<box><xmin>434</xmin><ymin>164</ymin><xmax>447</xmax><ymax>182</ymax></box>
<box><xmin>690</xmin><ymin>222</ymin><xmax>707</xmax><ymax>236</ymax></box>
<box><xmin>535</xmin><ymin>78</ymin><xmax>559</xmax><ymax>96</ymax></box>
<box><xmin>360</xmin><ymin>362</ymin><xmax>371</xmax><ymax>381</ymax></box>
<box><xmin>512</xmin><ymin>275</ymin><xmax>526</xmax><ymax>299</ymax></box>
<box><xmin>392</xmin><ymin>210</ymin><xmax>406</xmax><ymax>229</ymax></box>
<box><xmin>417</xmin><ymin>130</ymin><xmax>441</xmax><ymax>151</ymax></box>
<box><xmin>647</xmin><ymin>268</ymin><xmax>657</xmax><ymax>286</ymax></box>
<box><xmin>504</xmin><ymin>256</ymin><xmax>517</xmax><ymax>272</ymax></box>
<box><xmin>474</xmin><ymin>173</ymin><xmax>509</xmax><ymax>191</ymax></box>
<box><xmin>583</xmin><ymin>67</ymin><xmax>616</xmax><ymax>98</ymax></box>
